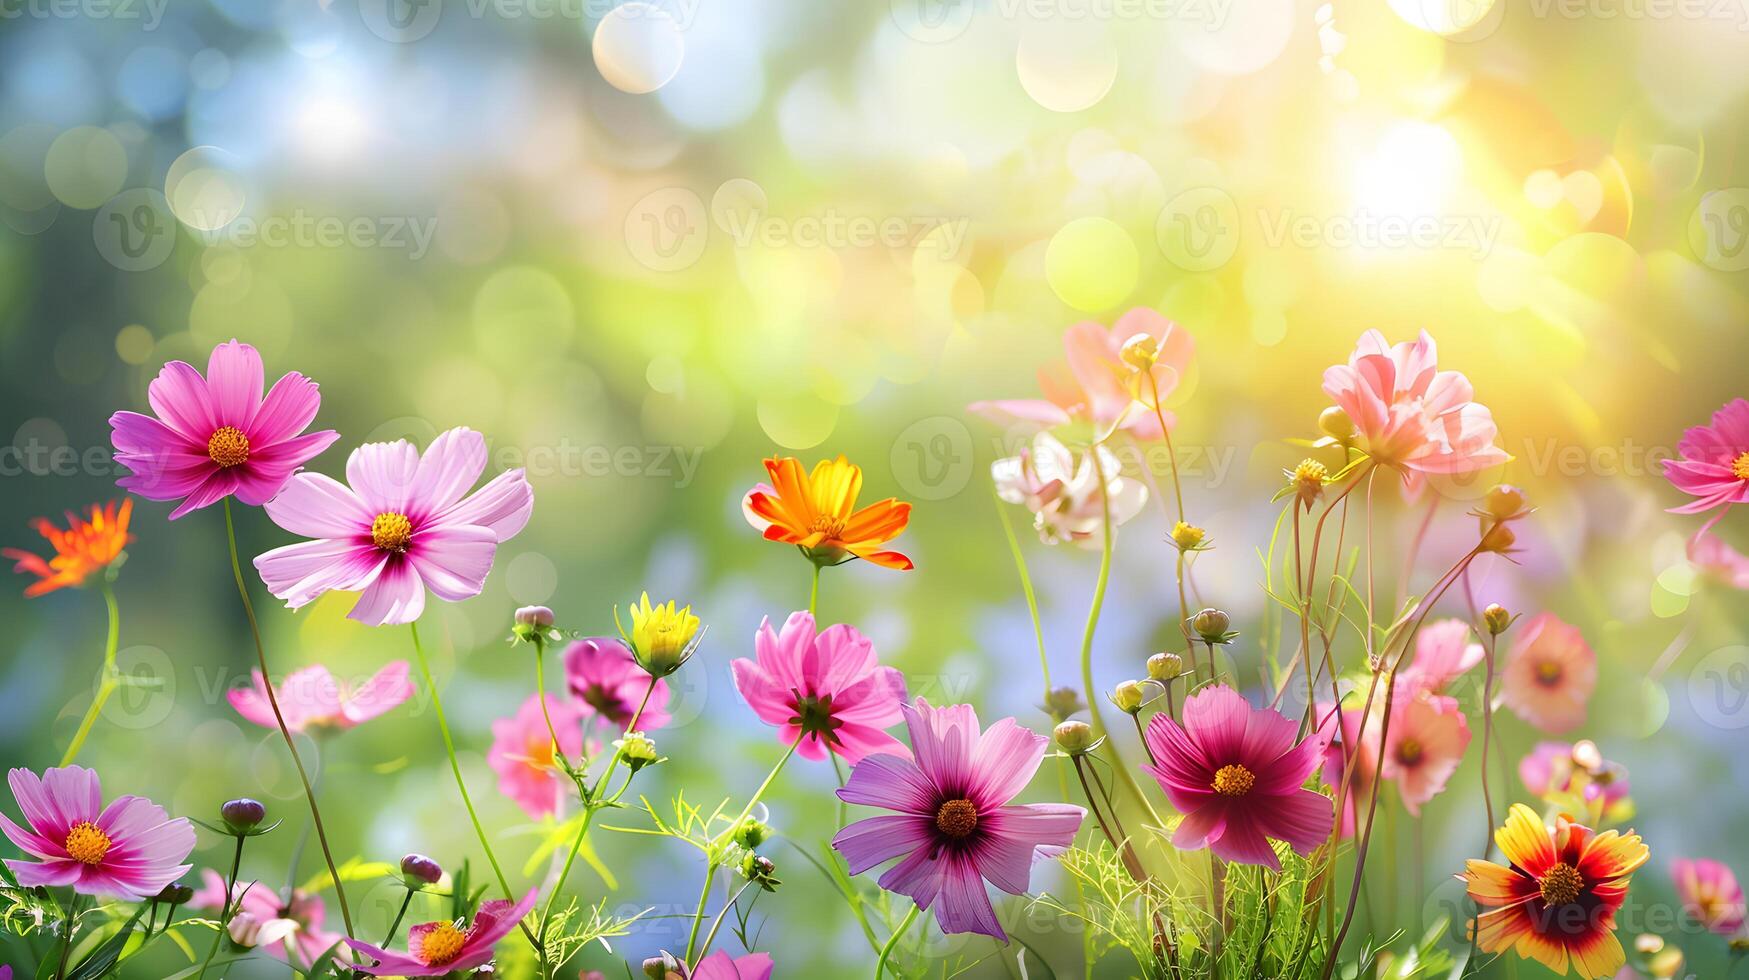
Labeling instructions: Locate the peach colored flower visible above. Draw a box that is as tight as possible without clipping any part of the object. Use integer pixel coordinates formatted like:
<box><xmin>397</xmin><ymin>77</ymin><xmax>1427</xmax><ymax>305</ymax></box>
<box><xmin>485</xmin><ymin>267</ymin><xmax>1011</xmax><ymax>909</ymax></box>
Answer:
<box><xmin>487</xmin><ymin>694</ymin><xmax>584</xmax><ymax>819</ymax></box>
<box><xmin>1502</xmin><ymin>613</ymin><xmax>1595</xmax><ymax>734</ymax></box>
<box><xmin>1381</xmin><ymin>695</ymin><xmax>1470</xmax><ymax>816</ymax></box>
<box><xmin>1321</xmin><ymin>330</ymin><xmax>1507</xmax><ymax>478</ymax></box>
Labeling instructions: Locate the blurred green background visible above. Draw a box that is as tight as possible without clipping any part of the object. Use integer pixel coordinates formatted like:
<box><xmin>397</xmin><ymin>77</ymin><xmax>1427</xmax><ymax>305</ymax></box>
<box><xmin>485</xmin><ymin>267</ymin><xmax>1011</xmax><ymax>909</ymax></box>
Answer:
<box><xmin>2</xmin><ymin>0</ymin><xmax>1749</xmax><ymax>975</ymax></box>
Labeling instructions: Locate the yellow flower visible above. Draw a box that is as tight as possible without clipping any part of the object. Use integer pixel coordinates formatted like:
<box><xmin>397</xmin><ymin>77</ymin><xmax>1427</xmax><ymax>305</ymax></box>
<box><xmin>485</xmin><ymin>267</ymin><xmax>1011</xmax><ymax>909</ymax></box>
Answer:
<box><xmin>1170</xmin><ymin>521</ymin><xmax>1207</xmax><ymax>552</ymax></box>
<box><xmin>620</xmin><ymin>591</ymin><xmax>702</xmax><ymax>677</ymax></box>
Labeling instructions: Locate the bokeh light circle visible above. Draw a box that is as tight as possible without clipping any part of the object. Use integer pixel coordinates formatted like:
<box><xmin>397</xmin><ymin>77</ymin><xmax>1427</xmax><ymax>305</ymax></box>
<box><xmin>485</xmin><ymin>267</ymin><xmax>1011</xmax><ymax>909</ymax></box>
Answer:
<box><xmin>1016</xmin><ymin>23</ymin><xmax>1119</xmax><ymax>113</ymax></box>
<box><xmin>757</xmin><ymin>392</ymin><xmax>838</xmax><ymax>449</ymax></box>
<box><xmin>165</xmin><ymin>146</ymin><xmax>246</xmax><ymax>233</ymax></box>
<box><xmin>44</xmin><ymin>127</ymin><xmax>128</xmax><ymax>209</ymax></box>
<box><xmin>593</xmin><ymin>3</ymin><xmax>687</xmax><ymax>95</ymax></box>
<box><xmin>1045</xmin><ymin>217</ymin><xmax>1137</xmax><ymax>311</ymax></box>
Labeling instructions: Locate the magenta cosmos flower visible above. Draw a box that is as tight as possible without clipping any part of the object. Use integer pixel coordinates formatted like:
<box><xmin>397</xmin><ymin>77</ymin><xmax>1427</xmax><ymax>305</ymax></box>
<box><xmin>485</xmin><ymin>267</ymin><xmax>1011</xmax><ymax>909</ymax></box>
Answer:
<box><xmin>228</xmin><ymin>661</ymin><xmax>413</xmax><ymax>733</ymax></box>
<box><xmin>1502</xmin><ymin>613</ymin><xmax>1594</xmax><ymax>733</ymax></box>
<box><xmin>565</xmin><ymin>637</ymin><xmax>671</xmax><ymax>733</ymax></box>
<box><xmin>1672</xmin><ymin>858</ymin><xmax>1746</xmax><ymax>935</ymax></box>
<box><xmin>1316</xmin><ymin>701</ymin><xmax>1379</xmax><ymax>840</ymax></box>
<box><xmin>253</xmin><ymin>427</ymin><xmax>533</xmax><ymax>626</ymax></box>
<box><xmin>1519</xmin><ymin>741</ymin><xmax>1630</xmax><ymax>810</ymax></box>
<box><xmin>1322</xmin><ymin>330</ymin><xmax>1508</xmax><ymax>481</ymax></box>
<box><xmin>1144</xmin><ymin>686</ymin><xmax>1333</xmax><ymax>869</ymax></box>
<box><xmin>693</xmin><ymin>951</ymin><xmax>774</xmax><ymax>979</ymax></box>
<box><xmin>345</xmin><ymin>888</ymin><xmax>538</xmax><ymax>976</ymax></box>
<box><xmin>1663</xmin><ymin>398</ymin><xmax>1749</xmax><ymax>517</ymax></box>
<box><xmin>191</xmin><ymin>869</ymin><xmax>347</xmax><ymax>966</ymax></box>
<box><xmin>831</xmin><ymin>699</ymin><xmax>1084</xmax><ymax>940</ymax></box>
<box><xmin>488</xmin><ymin>693</ymin><xmax>587</xmax><ymax>819</ymax></box>
<box><xmin>110</xmin><ymin>340</ymin><xmax>339</xmax><ymax>519</ymax></box>
<box><xmin>970</xmin><ymin>307</ymin><xmax>1194</xmax><ymax>441</ymax></box>
<box><xmin>1</xmin><ymin>766</ymin><xmax>193</xmax><ymax>899</ymax></box>
<box><xmin>732</xmin><ymin>612</ymin><xmax>907</xmax><ymax>763</ymax></box>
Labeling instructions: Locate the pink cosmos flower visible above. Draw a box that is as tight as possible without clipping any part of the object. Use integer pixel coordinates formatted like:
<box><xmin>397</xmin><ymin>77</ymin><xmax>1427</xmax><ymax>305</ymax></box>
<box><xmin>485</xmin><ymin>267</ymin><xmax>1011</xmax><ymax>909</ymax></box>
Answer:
<box><xmin>990</xmin><ymin>432</ymin><xmax>1148</xmax><ymax>548</ymax></box>
<box><xmin>0</xmin><ymin>766</ymin><xmax>194</xmax><ymax>899</ymax></box>
<box><xmin>227</xmin><ymin>662</ymin><xmax>414</xmax><ymax>733</ymax></box>
<box><xmin>345</xmin><ymin>888</ymin><xmax>538</xmax><ymax>976</ymax></box>
<box><xmin>970</xmin><ymin>307</ymin><xmax>1194</xmax><ymax>440</ymax></box>
<box><xmin>564</xmin><ymin>637</ymin><xmax>671</xmax><ymax>734</ymax></box>
<box><xmin>1519</xmin><ymin>741</ymin><xmax>1630</xmax><ymax>809</ymax></box>
<box><xmin>832</xmin><ymin>698</ymin><xmax>1084</xmax><ymax>940</ymax></box>
<box><xmin>253</xmin><ymin>427</ymin><xmax>533</xmax><ymax>626</ymax></box>
<box><xmin>1501</xmin><ymin>613</ymin><xmax>1594</xmax><ymax>734</ymax></box>
<box><xmin>1672</xmin><ymin>858</ymin><xmax>1746</xmax><ymax>936</ymax></box>
<box><xmin>732</xmin><ymin>612</ymin><xmax>908</xmax><ymax>764</ymax></box>
<box><xmin>109</xmin><ymin>340</ymin><xmax>340</xmax><ymax>519</ymax></box>
<box><xmin>1662</xmin><ymin>399</ymin><xmax>1749</xmax><ymax>517</ymax></box>
<box><xmin>488</xmin><ymin>694</ymin><xmax>585</xmax><ymax>820</ymax></box>
<box><xmin>191</xmin><ymin>869</ymin><xmax>347</xmax><ymax>966</ymax></box>
<box><xmin>1399</xmin><ymin>618</ymin><xmax>1484</xmax><ymax>698</ymax></box>
<box><xmin>1321</xmin><ymin>330</ymin><xmax>1508</xmax><ymax>480</ymax></box>
<box><xmin>1688</xmin><ymin>533</ymin><xmax>1749</xmax><ymax>589</ymax></box>
<box><xmin>692</xmin><ymin>951</ymin><xmax>775</xmax><ymax>979</ymax></box>
<box><xmin>1144</xmin><ymin>686</ymin><xmax>1334</xmax><ymax>869</ymax></box>
<box><xmin>1380</xmin><ymin>695</ymin><xmax>1470</xmax><ymax>816</ymax></box>
<box><xmin>1317</xmin><ymin>702</ymin><xmax>1380</xmax><ymax>840</ymax></box>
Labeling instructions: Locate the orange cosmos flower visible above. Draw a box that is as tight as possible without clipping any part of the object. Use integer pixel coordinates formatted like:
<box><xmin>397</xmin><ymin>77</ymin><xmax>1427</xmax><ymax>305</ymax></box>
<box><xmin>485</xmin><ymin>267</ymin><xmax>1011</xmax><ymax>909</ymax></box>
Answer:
<box><xmin>4</xmin><ymin>499</ymin><xmax>134</xmax><ymax>597</ymax></box>
<box><xmin>1462</xmin><ymin>804</ymin><xmax>1648</xmax><ymax>979</ymax></box>
<box><xmin>742</xmin><ymin>456</ymin><xmax>913</xmax><ymax>569</ymax></box>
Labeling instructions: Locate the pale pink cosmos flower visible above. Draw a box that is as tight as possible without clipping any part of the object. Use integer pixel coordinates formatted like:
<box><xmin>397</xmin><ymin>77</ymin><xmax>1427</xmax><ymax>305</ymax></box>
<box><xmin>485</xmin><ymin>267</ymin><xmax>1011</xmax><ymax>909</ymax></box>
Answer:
<box><xmin>1380</xmin><ymin>695</ymin><xmax>1470</xmax><ymax>816</ymax></box>
<box><xmin>1501</xmin><ymin>612</ymin><xmax>1595</xmax><ymax>733</ymax></box>
<box><xmin>1671</xmin><ymin>858</ymin><xmax>1746</xmax><ymax>936</ymax></box>
<box><xmin>1688</xmin><ymin>532</ymin><xmax>1749</xmax><ymax>589</ymax></box>
<box><xmin>1399</xmin><ymin>618</ymin><xmax>1484</xmax><ymax>698</ymax></box>
<box><xmin>564</xmin><ymin>637</ymin><xmax>671</xmax><ymax>734</ymax></box>
<box><xmin>1662</xmin><ymin>399</ymin><xmax>1749</xmax><ymax>518</ymax></box>
<box><xmin>109</xmin><ymin>340</ymin><xmax>340</xmax><ymax>519</ymax></box>
<box><xmin>227</xmin><ymin>662</ymin><xmax>413</xmax><ymax>733</ymax></box>
<box><xmin>970</xmin><ymin>307</ymin><xmax>1194</xmax><ymax>440</ymax></box>
<box><xmin>1321</xmin><ymin>330</ymin><xmax>1508</xmax><ymax>481</ymax></box>
<box><xmin>832</xmin><ymin>698</ymin><xmax>1084</xmax><ymax>940</ymax></box>
<box><xmin>1317</xmin><ymin>701</ymin><xmax>1380</xmax><ymax>840</ymax></box>
<box><xmin>1</xmin><ymin>766</ymin><xmax>194</xmax><ymax>899</ymax></box>
<box><xmin>345</xmin><ymin>888</ymin><xmax>538</xmax><ymax>976</ymax></box>
<box><xmin>253</xmin><ymin>427</ymin><xmax>533</xmax><ymax>626</ymax></box>
<box><xmin>488</xmin><ymin>693</ymin><xmax>585</xmax><ymax>820</ymax></box>
<box><xmin>191</xmin><ymin>869</ymin><xmax>347</xmax><ymax>967</ymax></box>
<box><xmin>732</xmin><ymin>612</ymin><xmax>907</xmax><ymax>763</ymax></box>
<box><xmin>991</xmin><ymin>432</ymin><xmax>1147</xmax><ymax>548</ymax></box>
<box><xmin>692</xmin><ymin>951</ymin><xmax>775</xmax><ymax>979</ymax></box>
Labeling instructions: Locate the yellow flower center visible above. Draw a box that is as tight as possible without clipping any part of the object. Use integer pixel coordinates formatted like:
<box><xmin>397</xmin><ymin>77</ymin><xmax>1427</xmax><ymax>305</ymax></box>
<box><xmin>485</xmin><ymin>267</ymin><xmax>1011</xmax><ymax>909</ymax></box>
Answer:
<box><xmin>207</xmin><ymin>426</ymin><xmax>250</xmax><ymax>468</ymax></box>
<box><xmin>1535</xmin><ymin>659</ymin><xmax>1564</xmax><ymax>686</ymax></box>
<box><xmin>1734</xmin><ymin>452</ymin><xmax>1749</xmax><ymax>481</ymax></box>
<box><xmin>935</xmin><ymin>798</ymin><xmax>979</xmax><ymax>839</ymax></box>
<box><xmin>1294</xmin><ymin>459</ymin><xmax>1328</xmax><ymax>485</ymax></box>
<box><xmin>1172</xmin><ymin>521</ymin><xmax>1206</xmax><ymax>550</ymax></box>
<box><xmin>63</xmin><ymin>820</ymin><xmax>112</xmax><ymax>865</ymax></box>
<box><xmin>417</xmin><ymin>921</ymin><xmax>468</xmax><ymax>966</ymax></box>
<box><xmin>1539</xmin><ymin>862</ymin><xmax>1584</xmax><ymax>907</ymax></box>
<box><xmin>1397</xmin><ymin>739</ymin><xmax>1424</xmax><ymax>765</ymax></box>
<box><xmin>1211</xmin><ymin>764</ymin><xmax>1255</xmax><ymax>797</ymax></box>
<box><xmin>371</xmin><ymin>512</ymin><xmax>413</xmax><ymax>552</ymax></box>
<box><xmin>808</xmin><ymin>515</ymin><xmax>848</xmax><ymax>539</ymax></box>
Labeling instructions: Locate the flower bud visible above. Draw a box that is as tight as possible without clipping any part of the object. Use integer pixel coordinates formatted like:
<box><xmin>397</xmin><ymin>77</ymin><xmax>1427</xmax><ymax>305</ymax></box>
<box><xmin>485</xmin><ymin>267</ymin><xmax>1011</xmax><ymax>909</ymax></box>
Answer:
<box><xmin>1571</xmin><ymin>739</ymin><xmax>1603</xmax><ymax>772</ymax></box>
<box><xmin>1288</xmin><ymin>458</ymin><xmax>1328</xmax><ymax>509</ymax></box>
<box><xmin>515</xmin><ymin>605</ymin><xmax>554</xmax><ymax>628</ymax></box>
<box><xmin>1112</xmin><ymin>680</ymin><xmax>1147</xmax><ymax>714</ymax></box>
<box><xmin>1147</xmin><ymin>652</ymin><xmax>1184</xmax><ymax>681</ymax></box>
<box><xmin>1054</xmin><ymin>720</ymin><xmax>1094</xmax><ymax>754</ymax></box>
<box><xmin>1649</xmin><ymin>946</ymin><xmax>1685</xmax><ymax>979</ymax></box>
<box><xmin>615</xmin><ymin>731</ymin><xmax>661</xmax><ymax>772</ymax></box>
<box><xmin>1042</xmin><ymin>686</ymin><xmax>1086</xmax><ymax>722</ymax></box>
<box><xmin>227</xmin><ymin>912</ymin><xmax>263</xmax><ymax>948</ymax></box>
<box><xmin>1120</xmin><ymin>332</ymin><xmax>1160</xmax><ymax>372</ymax></box>
<box><xmin>1170</xmin><ymin>521</ymin><xmax>1206</xmax><ymax>551</ymax></box>
<box><xmin>642</xmin><ymin>952</ymin><xmax>686</xmax><ymax>980</ymax></box>
<box><xmin>1479</xmin><ymin>520</ymin><xmax>1516</xmax><ymax>554</ymax></box>
<box><xmin>1483</xmin><ymin>603</ymin><xmax>1512</xmax><ymax>636</ymax></box>
<box><xmin>220</xmin><ymin>798</ymin><xmax>266</xmax><ymax>835</ymax></box>
<box><xmin>400</xmin><ymin>853</ymin><xmax>443</xmax><ymax>886</ymax></box>
<box><xmin>1485</xmin><ymin>484</ymin><xmax>1527</xmax><ymax>521</ymax></box>
<box><xmin>732</xmin><ymin>818</ymin><xmax>771</xmax><ymax>850</ymax></box>
<box><xmin>1191</xmin><ymin>608</ymin><xmax>1233</xmax><ymax>645</ymax></box>
<box><xmin>1319</xmin><ymin>406</ymin><xmax>1356</xmax><ymax>444</ymax></box>
<box><xmin>739</xmin><ymin>852</ymin><xmax>781</xmax><ymax>891</ymax></box>
<box><xmin>621</xmin><ymin>592</ymin><xmax>703</xmax><ymax>677</ymax></box>
<box><xmin>154</xmin><ymin>882</ymin><xmax>195</xmax><ymax>906</ymax></box>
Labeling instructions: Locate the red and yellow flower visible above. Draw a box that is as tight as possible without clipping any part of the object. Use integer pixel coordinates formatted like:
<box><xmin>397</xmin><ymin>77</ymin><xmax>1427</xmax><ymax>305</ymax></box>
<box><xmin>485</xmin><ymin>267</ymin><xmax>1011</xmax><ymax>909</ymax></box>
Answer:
<box><xmin>1462</xmin><ymin>804</ymin><xmax>1648</xmax><ymax>978</ymax></box>
<box><xmin>742</xmin><ymin>456</ymin><xmax>912</xmax><ymax>570</ymax></box>
<box><xmin>4</xmin><ymin>499</ymin><xmax>134</xmax><ymax>597</ymax></box>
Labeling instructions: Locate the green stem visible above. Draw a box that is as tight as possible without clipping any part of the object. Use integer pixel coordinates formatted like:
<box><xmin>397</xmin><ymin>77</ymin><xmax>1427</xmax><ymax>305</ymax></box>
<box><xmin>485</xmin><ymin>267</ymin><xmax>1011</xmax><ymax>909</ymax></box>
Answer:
<box><xmin>532</xmin><ymin>636</ymin><xmax>569</xmax><ymax>773</ymax></box>
<box><xmin>407</xmin><ymin>620</ymin><xmax>543</xmax><ymax>962</ymax></box>
<box><xmin>221</xmin><ymin>499</ymin><xmax>353</xmax><ymax>939</ymax></box>
<box><xmin>60</xmin><ymin>578</ymin><xmax>120</xmax><ymax>766</ymax></box>
<box><xmin>195</xmin><ymin>834</ymin><xmax>245</xmax><ymax>980</ymax></box>
<box><xmin>993</xmin><ymin>484</ymin><xmax>1052</xmax><ymax>702</ymax></box>
<box><xmin>54</xmin><ymin>894</ymin><xmax>84</xmax><ymax>980</ymax></box>
<box><xmin>1082</xmin><ymin>448</ymin><xmax>1149</xmax><ymax>812</ymax></box>
<box><xmin>809</xmin><ymin>563</ymin><xmax>821</xmax><ymax>618</ymax></box>
<box><xmin>875</xmin><ymin>904</ymin><xmax>920</xmax><ymax>980</ymax></box>
<box><xmin>686</xmin><ymin>741</ymin><xmax>799</xmax><ymax>964</ymax></box>
<box><xmin>382</xmin><ymin>890</ymin><xmax>414</xmax><ymax>947</ymax></box>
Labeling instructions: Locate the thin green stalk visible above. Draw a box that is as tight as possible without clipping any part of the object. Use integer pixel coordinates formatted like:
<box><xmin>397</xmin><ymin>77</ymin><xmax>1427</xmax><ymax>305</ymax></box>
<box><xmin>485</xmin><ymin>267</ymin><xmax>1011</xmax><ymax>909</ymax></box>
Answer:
<box><xmin>532</xmin><ymin>636</ymin><xmax>569</xmax><ymax>773</ymax></box>
<box><xmin>832</xmin><ymin>753</ymin><xmax>849</xmax><ymax>829</ymax></box>
<box><xmin>221</xmin><ymin>499</ymin><xmax>353</xmax><ymax>939</ymax></box>
<box><xmin>1082</xmin><ymin>448</ymin><xmax>1149</xmax><ymax>812</ymax></box>
<box><xmin>697</xmin><ymin>878</ymin><xmax>758</xmax><ymax>968</ymax></box>
<box><xmin>407</xmin><ymin>621</ymin><xmax>543</xmax><ymax>961</ymax></box>
<box><xmin>60</xmin><ymin>578</ymin><xmax>120</xmax><ymax>766</ymax></box>
<box><xmin>809</xmin><ymin>563</ymin><xmax>821</xmax><ymax>618</ymax></box>
<box><xmin>194</xmin><ymin>834</ymin><xmax>245</xmax><ymax>980</ymax></box>
<box><xmin>994</xmin><ymin>484</ymin><xmax>1052</xmax><ymax>699</ymax></box>
<box><xmin>875</xmin><ymin>904</ymin><xmax>921</xmax><ymax>980</ymax></box>
<box><xmin>686</xmin><ymin>741</ymin><xmax>799</xmax><ymax>964</ymax></box>
<box><xmin>382</xmin><ymin>890</ymin><xmax>414</xmax><ymax>947</ymax></box>
<box><xmin>54</xmin><ymin>893</ymin><xmax>84</xmax><ymax>980</ymax></box>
